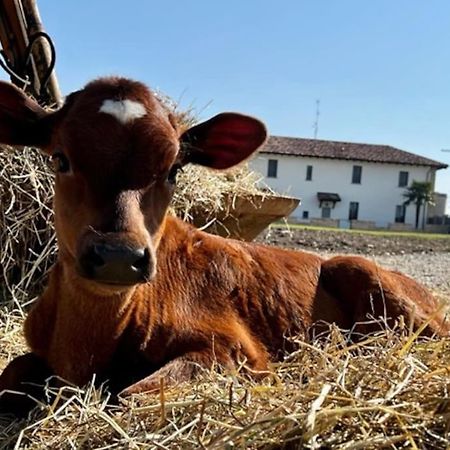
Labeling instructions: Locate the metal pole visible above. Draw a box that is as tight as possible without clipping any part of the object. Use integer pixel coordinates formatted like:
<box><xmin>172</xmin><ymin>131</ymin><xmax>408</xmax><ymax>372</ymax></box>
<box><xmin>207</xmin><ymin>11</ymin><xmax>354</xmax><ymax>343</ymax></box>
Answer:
<box><xmin>21</xmin><ymin>0</ymin><xmax>61</xmax><ymax>106</ymax></box>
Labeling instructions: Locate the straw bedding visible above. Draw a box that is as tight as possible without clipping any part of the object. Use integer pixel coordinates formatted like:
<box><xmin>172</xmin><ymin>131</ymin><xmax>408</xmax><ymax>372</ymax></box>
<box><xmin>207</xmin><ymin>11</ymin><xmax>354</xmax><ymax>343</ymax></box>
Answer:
<box><xmin>1</xmin><ymin>312</ymin><xmax>450</xmax><ymax>449</ymax></box>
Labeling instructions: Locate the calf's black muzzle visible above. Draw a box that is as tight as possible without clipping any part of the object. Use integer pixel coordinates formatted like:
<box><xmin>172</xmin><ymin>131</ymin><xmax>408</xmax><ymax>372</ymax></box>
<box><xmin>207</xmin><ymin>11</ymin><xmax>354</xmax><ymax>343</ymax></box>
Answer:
<box><xmin>79</xmin><ymin>242</ymin><xmax>152</xmax><ymax>285</ymax></box>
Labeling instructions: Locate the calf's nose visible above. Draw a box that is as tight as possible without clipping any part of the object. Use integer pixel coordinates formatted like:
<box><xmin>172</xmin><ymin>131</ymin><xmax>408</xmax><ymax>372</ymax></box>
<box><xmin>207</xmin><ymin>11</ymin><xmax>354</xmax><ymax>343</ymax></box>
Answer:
<box><xmin>80</xmin><ymin>243</ymin><xmax>151</xmax><ymax>285</ymax></box>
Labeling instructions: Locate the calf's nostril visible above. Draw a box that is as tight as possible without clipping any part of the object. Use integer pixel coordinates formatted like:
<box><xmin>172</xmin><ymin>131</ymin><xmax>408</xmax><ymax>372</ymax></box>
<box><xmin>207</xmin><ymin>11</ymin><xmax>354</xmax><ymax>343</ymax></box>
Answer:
<box><xmin>91</xmin><ymin>245</ymin><xmax>106</xmax><ymax>267</ymax></box>
<box><xmin>82</xmin><ymin>245</ymin><xmax>106</xmax><ymax>269</ymax></box>
<box><xmin>132</xmin><ymin>248</ymin><xmax>150</xmax><ymax>271</ymax></box>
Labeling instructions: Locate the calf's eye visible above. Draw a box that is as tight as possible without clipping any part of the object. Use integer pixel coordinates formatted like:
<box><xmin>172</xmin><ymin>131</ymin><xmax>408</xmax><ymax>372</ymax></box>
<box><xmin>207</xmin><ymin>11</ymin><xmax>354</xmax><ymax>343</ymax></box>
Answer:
<box><xmin>52</xmin><ymin>152</ymin><xmax>71</xmax><ymax>173</ymax></box>
<box><xmin>167</xmin><ymin>163</ymin><xmax>183</xmax><ymax>185</ymax></box>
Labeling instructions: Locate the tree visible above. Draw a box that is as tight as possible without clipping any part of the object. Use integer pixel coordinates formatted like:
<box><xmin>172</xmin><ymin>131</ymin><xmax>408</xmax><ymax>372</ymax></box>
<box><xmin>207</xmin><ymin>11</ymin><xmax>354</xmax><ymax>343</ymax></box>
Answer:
<box><xmin>403</xmin><ymin>181</ymin><xmax>435</xmax><ymax>230</ymax></box>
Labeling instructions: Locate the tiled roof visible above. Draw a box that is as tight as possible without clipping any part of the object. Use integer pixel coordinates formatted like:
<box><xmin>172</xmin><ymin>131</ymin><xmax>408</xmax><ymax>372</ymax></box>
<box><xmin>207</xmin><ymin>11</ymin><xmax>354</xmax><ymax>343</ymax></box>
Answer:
<box><xmin>259</xmin><ymin>136</ymin><xmax>448</xmax><ymax>169</ymax></box>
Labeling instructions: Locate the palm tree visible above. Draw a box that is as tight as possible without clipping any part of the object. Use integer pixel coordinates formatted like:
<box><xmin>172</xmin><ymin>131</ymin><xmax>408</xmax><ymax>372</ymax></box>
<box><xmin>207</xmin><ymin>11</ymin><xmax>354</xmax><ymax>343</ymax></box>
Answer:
<box><xmin>403</xmin><ymin>181</ymin><xmax>435</xmax><ymax>229</ymax></box>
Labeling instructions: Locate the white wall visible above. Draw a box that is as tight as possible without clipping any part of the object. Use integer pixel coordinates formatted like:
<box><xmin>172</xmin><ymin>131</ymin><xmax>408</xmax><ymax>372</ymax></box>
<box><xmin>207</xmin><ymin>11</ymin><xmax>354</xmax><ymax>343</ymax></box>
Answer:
<box><xmin>250</xmin><ymin>154</ymin><xmax>435</xmax><ymax>228</ymax></box>
<box><xmin>428</xmin><ymin>192</ymin><xmax>447</xmax><ymax>218</ymax></box>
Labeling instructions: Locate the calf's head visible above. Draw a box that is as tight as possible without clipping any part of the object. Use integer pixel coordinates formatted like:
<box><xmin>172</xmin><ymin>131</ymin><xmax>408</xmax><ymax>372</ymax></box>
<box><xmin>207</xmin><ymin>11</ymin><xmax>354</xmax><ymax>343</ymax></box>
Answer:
<box><xmin>0</xmin><ymin>77</ymin><xmax>266</xmax><ymax>289</ymax></box>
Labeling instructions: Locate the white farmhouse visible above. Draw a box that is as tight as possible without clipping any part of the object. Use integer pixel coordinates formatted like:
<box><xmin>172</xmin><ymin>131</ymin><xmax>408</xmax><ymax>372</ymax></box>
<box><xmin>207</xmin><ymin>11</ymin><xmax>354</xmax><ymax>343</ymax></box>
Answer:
<box><xmin>250</xmin><ymin>136</ymin><xmax>448</xmax><ymax>230</ymax></box>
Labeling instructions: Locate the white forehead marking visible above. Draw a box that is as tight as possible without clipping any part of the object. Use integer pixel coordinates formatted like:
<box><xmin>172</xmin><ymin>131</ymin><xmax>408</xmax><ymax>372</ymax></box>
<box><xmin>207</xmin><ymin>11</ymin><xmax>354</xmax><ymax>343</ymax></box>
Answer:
<box><xmin>99</xmin><ymin>99</ymin><xmax>146</xmax><ymax>124</ymax></box>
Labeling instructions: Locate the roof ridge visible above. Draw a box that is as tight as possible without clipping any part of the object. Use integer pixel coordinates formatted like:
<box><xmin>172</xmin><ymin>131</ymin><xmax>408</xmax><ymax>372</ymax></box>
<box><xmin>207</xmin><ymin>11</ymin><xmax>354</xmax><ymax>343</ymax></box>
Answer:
<box><xmin>261</xmin><ymin>135</ymin><xmax>448</xmax><ymax>169</ymax></box>
<box><xmin>270</xmin><ymin>135</ymin><xmax>392</xmax><ymax>148</ymax></box>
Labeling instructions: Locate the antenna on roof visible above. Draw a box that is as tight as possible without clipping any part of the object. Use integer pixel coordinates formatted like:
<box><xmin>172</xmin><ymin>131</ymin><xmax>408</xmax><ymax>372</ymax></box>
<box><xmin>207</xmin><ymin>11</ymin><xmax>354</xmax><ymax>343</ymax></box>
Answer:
<box><xmin>313</xmin><ymin>99</ymin><xmax>320</xmax><ymax>139</ymax></box>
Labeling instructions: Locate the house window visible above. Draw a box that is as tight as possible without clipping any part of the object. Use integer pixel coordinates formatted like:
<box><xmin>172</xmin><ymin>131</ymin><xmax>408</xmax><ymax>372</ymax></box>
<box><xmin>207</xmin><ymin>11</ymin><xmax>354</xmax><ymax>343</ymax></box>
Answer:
<box><xmin>267</xmin><ymin>159</ymin><xmax>278</xmax><ymax>178</ymax></box>
<box><xmin>321</xmin><ymin>207</ymin><xmax>331</xmax><ymax>218</ymax></box>
<box><xmin>395</xmin><ymin>205</ymin><xmax>406</xmax><ymax>223</ymax></box>
<box><xmin>349</xmin><ymin>202</ymin><xmax>359</xmax><ymax>220</ymax></box>
<box><xmin>302</xmin><ymin>211</ymin><xmax>309</xmax><ymax>219</ymax></box>
<box><xmin>398</xmin><ymin>171</ymin><xmax>409</xmax><ymax>187</ymax></box>
<box><xmin>352</xmin><ymin>165</ymin><xmax>362</xmax><ymax>184</ymax></box>
<box><xmin>306</xmin><ymin>165</ymin><xmax>313</xmax><ymax>181</ymax></box>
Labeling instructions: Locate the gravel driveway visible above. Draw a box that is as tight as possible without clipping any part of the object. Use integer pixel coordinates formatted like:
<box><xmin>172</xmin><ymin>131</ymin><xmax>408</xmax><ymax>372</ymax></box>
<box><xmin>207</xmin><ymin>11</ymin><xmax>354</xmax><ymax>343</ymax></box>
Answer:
<box><xmin>354</xmin><ymin>253</ymin><xmax>450</xmax><ymax>294</ymax></box>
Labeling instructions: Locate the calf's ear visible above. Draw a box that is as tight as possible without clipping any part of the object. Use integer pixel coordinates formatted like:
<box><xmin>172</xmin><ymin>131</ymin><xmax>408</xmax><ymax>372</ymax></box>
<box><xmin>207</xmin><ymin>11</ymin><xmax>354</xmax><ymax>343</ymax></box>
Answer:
<box><xmin>0</xmin><ymin>81</ymin><xmax>53</xmax><ymax>147</ymax></box>
<box><xmin>180</xmin><ymin>112</ymin><xmax>267</xmax><ymax>170</ymax></box>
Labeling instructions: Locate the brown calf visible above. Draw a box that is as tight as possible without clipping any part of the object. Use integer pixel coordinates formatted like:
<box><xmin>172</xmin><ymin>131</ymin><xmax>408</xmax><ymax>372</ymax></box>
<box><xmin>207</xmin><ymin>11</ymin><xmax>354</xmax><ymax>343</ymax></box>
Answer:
<box><xmin>0</xmin><ymin>77</ymin><xmax>448</xmax><ymax>415</ymax></box>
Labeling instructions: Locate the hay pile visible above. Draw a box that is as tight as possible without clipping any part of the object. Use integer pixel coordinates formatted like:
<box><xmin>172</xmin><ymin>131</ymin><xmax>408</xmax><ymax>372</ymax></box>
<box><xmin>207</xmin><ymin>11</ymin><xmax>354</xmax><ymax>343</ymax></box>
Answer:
<box><xmin>1</xmin><ymin>311</ymin><xmax>450</xmax><ymax>449</ymax></box>
<box><xmin>173</xmin><ymin>165</ymin><xmax>266</xmax><ymax>223</ymax></box>
<box><xmin>0</xmin><ymin>147</ymin><xmax>56</xmax><ymax>307</ymax></box>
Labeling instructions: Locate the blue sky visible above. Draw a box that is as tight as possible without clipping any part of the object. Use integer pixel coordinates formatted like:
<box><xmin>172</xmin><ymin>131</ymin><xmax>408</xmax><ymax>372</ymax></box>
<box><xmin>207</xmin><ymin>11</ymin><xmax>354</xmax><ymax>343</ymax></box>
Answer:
<box><xmin>29</xmin><ymin>1</ymin><xmax>450</xmax><ymax>208</ymax></box>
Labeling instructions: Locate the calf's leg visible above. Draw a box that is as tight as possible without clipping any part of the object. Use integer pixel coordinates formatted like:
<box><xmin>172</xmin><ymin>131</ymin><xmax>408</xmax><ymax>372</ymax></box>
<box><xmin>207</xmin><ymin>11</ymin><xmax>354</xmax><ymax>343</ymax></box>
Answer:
<box><xmin>319</xmin><ymin>256</ymin><xmax>449</xmax><ymax>337</ymax></box>
<box><xmin>0</xmin><ymin>353</ymin><xmax>53</xmax><ymax>417</ymax></box>
<box><xmin>120</xmin><ymin>340</ymin><xmax>270</xmax><ymax>397</ymax></box>
<box><xmin>119</xmin><ymin>351</ymin><xmax>217</xmax><ymax>396</ymax></box>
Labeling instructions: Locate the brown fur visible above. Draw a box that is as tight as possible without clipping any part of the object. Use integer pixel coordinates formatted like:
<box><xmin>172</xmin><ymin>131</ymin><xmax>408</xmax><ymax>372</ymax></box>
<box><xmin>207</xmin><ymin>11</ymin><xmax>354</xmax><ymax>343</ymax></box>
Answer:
<box><xmin>0</xmin><ymin>77</ymin><xmax>448</xmax><ymax>414</ymax></box>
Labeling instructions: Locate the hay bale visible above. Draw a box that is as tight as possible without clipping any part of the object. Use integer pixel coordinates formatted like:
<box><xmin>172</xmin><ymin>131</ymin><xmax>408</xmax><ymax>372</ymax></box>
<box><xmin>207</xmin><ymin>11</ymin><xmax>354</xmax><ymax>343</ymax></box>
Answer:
<box><xmin>0</xmin><ymin>146</ymin><xmax>56</xmax><ymax>307</ymax></box>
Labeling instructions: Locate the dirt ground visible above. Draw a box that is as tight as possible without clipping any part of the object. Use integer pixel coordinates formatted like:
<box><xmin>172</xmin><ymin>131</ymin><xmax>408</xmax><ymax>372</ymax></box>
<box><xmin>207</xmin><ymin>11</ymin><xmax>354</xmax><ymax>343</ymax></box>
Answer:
<box><xmin>258</xmin><ymin>226</ymin><xmax>450</xmax><ymax>255</ymax></box>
